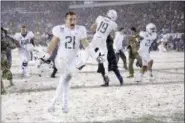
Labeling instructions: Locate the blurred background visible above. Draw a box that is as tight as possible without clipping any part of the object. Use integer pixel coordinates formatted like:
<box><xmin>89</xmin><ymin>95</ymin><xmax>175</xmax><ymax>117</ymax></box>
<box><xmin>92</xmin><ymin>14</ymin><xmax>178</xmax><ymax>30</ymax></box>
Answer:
<box><xmin>1</xmin><ymin>1</ymin><xmax>184</xmax><ymax>51</ymax></box>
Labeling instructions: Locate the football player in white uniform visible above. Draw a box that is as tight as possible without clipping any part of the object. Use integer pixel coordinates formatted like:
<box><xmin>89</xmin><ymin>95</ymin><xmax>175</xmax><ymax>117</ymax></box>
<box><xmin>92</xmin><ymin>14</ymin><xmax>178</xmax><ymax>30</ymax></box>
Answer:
<box><xmin>14</xmin><ymin>25</ymin><xmax>35</xmax><ymax>77</ymax></box>
<box><xmin>42</xmin><ymin>11</ymin><xmax>92</xmax><ymax>113</ymax></box>
<box><xmin>114</xmin><ymin>27</ymin><xmax>128</xmax><ymax>69</ymax></box>
<box><xmin>136</xmin><ymin>23</ymin><xmax>157</xmax><ymax>82</ymax></box>
<box><xmin>90</xmin><ymin>9</ymin><xmax>118</xmax><ymax>84</ymax></box>
<box><xmin>157</xmin><ymin>35</ymin><xmax>167</xmax><ymax>53</ymax></box>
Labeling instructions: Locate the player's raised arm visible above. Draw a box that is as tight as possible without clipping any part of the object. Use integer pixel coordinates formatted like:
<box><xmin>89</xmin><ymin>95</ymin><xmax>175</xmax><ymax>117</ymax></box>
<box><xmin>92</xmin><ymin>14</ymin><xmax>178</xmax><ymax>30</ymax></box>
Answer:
<box><xmin>79</xmin><ymin>26</ymin><xmax>88</xmax><ymax>48</ymax></box>
<box><xmin>81</xmin><ymin>38</ymin><xmax>89</xmax><ymax>48</ymax></box>
<box><xmin>90</xmin><ymin>15</ymin><xmax>102</xmax><ymax>33</ymax></box>
<box><xmin>90</xmin><ymin>23</ymin><xmax>97</xmax><ymax>33</ymax></box>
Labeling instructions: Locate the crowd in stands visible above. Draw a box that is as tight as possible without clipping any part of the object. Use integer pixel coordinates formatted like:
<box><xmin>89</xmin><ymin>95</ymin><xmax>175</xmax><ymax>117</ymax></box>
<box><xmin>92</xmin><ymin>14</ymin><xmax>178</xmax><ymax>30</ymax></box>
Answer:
<box><xmin>1</xmin><ymin>1</ymin><xmax>184</xmax><ymax>51</ymax></box>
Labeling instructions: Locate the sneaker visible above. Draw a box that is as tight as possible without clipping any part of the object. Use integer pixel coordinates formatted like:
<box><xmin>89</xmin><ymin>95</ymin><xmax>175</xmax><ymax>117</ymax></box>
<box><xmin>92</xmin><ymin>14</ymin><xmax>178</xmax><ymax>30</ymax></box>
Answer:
<box><xmin>9</xmin><ymin>79</ymin><xmax>14</xmax><ymax>86</ymax></box>
<box><xmin>1</xmin><ymin>88</ymin><xmax>6</xmax><ymax>94</ymax></box>
<box><xmin>101</xmin><ymin>83</ymin><xmax>109</xmax><ymax>87</ymax></box>
<box><xmin>51</xmin><ymin>68</ymin><xmax>58</xmax><ymax>78</ymax></box>
<box><xmin>127</xmin><ymin>75</ymin><xmax>134</xmax><ymax>78</ymax></box>
<box><xmin>147</xmin><ymin>72</ymin><xmax>154</xmax><ymax>81</ymax></box>
<box><xmin>123</xmin><ymin>65</ymin><xmax>128</xmax><ymax>70</ymax></box>
<box><xmin>120</xmin><ymin>78</ymin><xmax>124</xmax><ymax>86</ymax></box>
<box><xmin>101</xmin><ymin>76</ymin><xmax>109</xmax><ymax>87</ymax></box>
<box><xmin>48</xmin><ymin>106</ymin><xmax>55</xmax><ymax>112</ymax></box>
<box><xmin>135</xmin><ymin>73</ymin><xmax>143</xmax><ymax>82</ymax></box>
<box><xmin>62</xmin><ymin>105</ymin><xmax>68</xmax><ymax>113</ymax></box>
<box><xmin>24</xmin><ymin>73</ymin><xmax>30</xmax><ymax>78</ymax></box>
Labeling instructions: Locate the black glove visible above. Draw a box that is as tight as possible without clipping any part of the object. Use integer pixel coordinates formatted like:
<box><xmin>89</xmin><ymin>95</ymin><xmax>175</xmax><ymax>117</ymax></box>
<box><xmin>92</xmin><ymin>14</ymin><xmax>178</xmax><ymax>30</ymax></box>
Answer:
<box><xmin>1</xmin><ymin>27</ymin><xmax>7</xmax><ymax>35</ymax></box>
<box><xmin>127</xmin><ymin>45</ymin><xmax>131</xmax><ymax>49</ymax></box>
<box><xmin>96</xmin><ymin>53</ymin><xmax>105</xmax><ymax>63</ymax></box>
<box><xmin>40</xmin><ymin>58</ymin><xmax>51</xmax><ymax>64</ymax></box>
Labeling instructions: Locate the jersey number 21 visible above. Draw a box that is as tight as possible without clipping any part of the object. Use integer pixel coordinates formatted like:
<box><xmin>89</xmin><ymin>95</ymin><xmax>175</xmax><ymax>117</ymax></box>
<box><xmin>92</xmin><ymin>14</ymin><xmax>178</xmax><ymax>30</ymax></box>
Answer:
<box><xmin>65</xmin><ymin>36</ymin><xmax>75</xmax><ymax>49</ymax></box>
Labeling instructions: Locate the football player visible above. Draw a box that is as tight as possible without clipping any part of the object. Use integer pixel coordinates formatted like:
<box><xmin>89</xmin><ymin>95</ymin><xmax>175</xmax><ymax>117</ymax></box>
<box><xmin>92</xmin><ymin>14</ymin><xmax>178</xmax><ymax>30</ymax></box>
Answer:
<box><xmin>136</xmin><ymin>23</ymin><xmax>157</xmax><ymax>82</ymax></box>
<box><xmin>90</xmin><ymin>9</ymin><xmax>118</xmax><ymax>84</ymax></box>
<box><xmin>14</xmin><ymin>25</ymin><xmax>35</xmax><ymax>78</ymax></box>
<box><xmin>97</xmin><ymin>35</ymin><xmax>123</xmax><ymax>86</ymax></box>
<box><xmin>114</xmin><ymin>27</ymin><xmax>128</xmax><ymax>69</ymax></box>
<box><xmin>42</xmin><ymin>11</ymin><xmax>92</xmax><ymax>113</ymax></box>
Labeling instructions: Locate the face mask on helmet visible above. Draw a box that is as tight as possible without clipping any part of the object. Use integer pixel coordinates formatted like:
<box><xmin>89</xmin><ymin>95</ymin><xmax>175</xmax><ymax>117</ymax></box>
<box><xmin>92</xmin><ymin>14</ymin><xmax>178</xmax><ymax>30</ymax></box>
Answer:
<box><xmin>146</xmin><ymin>23</ymin><xmax>156</xmax><ymax>33</ymax></box>
<box><xmin>150</xmin><ymin>27</ymin><xmax>156</xmax><ymax>33</ymax></box>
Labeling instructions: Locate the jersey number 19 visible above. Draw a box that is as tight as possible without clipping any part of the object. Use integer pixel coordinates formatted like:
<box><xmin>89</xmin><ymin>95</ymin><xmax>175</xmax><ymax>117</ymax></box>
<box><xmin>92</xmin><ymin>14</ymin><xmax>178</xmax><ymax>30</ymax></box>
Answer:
<box><xmin>97</xmin><ymin>21</ymin><xmax>109</xmax><ymax>33</ymax></box>
<box><xmin>65</xmin><ymin>36</ymin><xmax>75</xmax><ymax>49</ymax></box>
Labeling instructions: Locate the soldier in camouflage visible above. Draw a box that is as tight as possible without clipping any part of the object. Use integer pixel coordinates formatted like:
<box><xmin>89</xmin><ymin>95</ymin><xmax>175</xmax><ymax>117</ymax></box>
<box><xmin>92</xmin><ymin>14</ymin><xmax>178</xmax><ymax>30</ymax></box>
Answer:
<box><xmin>127</xmin><ymin>27</ymin><xmax>142</xmax><ymax>78</ymax></box>
<box><xmin>1</xmin><ymin>27</ymin><xmax>20</xmax><ymax>94</ymax></box>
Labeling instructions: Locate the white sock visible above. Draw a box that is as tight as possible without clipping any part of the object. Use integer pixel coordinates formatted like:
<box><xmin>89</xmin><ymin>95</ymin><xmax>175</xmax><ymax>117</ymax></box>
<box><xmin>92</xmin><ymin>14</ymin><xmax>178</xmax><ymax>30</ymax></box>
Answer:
<box><xmin>50</xmin><ymin>75</ymin><xmax>64</xmax><ymax>107</ymax></box>
<box><xmin>50</xmin><ymin>74</ymin><xmax>71</xmax><ymax>109</ymax></box>
<box><xmin>62</xmin><ymin>78</ymin><xmax>69</xmax><ymax>110</ymax></box>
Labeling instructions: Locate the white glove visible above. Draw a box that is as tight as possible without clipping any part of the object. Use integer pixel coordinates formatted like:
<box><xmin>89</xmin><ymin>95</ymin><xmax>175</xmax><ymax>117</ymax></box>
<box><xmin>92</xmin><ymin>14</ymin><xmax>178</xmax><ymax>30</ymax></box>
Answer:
<box><xmin>75</xmin><ymin>50</ymin><xmax>86</xmax><ymax>70</ymax></box>
<box><xmin>85</xmin><ymin>43</ymin><xmax>98</xmax><ymax>59</ymax></box>
<box><xmin>96</xmin><ymin>53</ymin><xmax>105</xmax><ymax>63</ymax></box>
<box><xmin>32</xmin><ymin>45</ymin><xmax>49</xmax><ymax>59</ymax></box>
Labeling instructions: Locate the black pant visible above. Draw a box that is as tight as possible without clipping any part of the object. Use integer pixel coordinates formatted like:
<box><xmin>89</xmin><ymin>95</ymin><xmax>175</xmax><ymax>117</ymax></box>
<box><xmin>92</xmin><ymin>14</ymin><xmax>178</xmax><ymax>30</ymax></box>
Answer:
<box><xmin>98</xmin><ymin>63</ymin><xmax>123</xmax><ymax>84</ymax></box>
<box><xmin>97</xmin><ymin>35</ymin><xmax>123</xmax><ymax>84</ymax></box>
<box><xmin>6</xmin><ymin>49</ymin><xmax>12</xmax><ymax>67</ymax></box>
<box><xmin>49</xmin><ymin>46</ymin><xmax>58</xmax><ymax>77</ymax></box>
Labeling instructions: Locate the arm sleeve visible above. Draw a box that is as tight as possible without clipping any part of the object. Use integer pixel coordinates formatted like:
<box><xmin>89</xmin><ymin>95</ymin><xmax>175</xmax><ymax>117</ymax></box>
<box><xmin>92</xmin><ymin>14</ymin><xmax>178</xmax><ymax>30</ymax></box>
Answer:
<box><xmin>30</xmin><ymin>31</ymin><xmax>35</xmax><ymax>38</ymax></box>
<box><xmin>95</xmin><ymin>16</ymin><xmax>101</xmax><ymax>24</ymax></box>
<box><xmin>113</xmin><ymin>23</ymin><xmax>118</xmax><ymax>31</ymax></box>
<box><xmin>52</xmin><ymin>26</ymin><xmax>60</xmax><ymax>38</ymax></box>
<box><xmin>14</xmin><ymin>33</ymin><xmax>19</xmax><ymax>41</ymax></box>
<box><xmin>139</xmin><ymin>31</ymin><xmax>145</xmax><ymax>38</ymax></box>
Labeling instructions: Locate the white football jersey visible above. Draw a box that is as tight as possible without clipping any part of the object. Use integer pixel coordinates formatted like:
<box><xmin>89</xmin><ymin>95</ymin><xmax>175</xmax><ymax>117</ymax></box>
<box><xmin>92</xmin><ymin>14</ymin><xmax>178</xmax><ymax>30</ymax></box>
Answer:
<box><xmin>160</xmin><ymin>35</ymin><xmax>168</xmax><ymax>43</ymax></box>
<box><xmin>14</xmin><ymin>31</ymin><xmax>34</xmax><ymax>49</ymax></box>
<box><xmin>52</xmin><ymin>24</ymin><xmax>87</xmax><ymax>59</ymax></box>
<box><xmin>94</xmin><ymin>15</ymin><xmax>117</xmax><ymax>38</ymax></box>
<box><xmin>113</xmin><ymin>31</ymin><xmax>124</xmax><ymax>51</ymax></box>
<box><xmin>139</xmin><ymin>31</ymin><xmax>157</xmax><ymax>52</ymax></box>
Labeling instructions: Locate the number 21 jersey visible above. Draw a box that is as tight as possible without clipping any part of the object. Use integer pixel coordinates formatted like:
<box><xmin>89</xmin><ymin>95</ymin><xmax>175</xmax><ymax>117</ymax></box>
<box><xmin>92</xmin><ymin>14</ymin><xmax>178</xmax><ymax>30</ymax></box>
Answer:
<box><xmin>52</xmin><ymin>25</ymin><xmax>87</xmax><ymax>59</ymax></box>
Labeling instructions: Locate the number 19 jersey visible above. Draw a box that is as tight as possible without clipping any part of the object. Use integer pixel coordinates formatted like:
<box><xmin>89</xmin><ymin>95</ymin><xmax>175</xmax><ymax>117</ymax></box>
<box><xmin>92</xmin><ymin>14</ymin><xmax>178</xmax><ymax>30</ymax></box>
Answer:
<box><xmin>95</xmin><ymin>16</ymin><xmax>117</xmax><ymax>38</ymax></box>
<box><xmin>52</xmin><ymin>24</ymin><xmax>87</xmax><ymax>59</ymax></box>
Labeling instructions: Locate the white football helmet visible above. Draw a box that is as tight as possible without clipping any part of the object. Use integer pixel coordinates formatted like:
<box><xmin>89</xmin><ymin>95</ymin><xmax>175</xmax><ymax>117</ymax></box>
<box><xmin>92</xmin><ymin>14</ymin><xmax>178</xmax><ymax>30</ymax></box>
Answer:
<box><xmin>146</xmin><ymin>23</ymin><xmax>157</xmax><ymax>33</ymax></box>
<box><xmin>107</xmin><ymin>9</ymin><xmax>117</xmax><ymax>21</ymax></box>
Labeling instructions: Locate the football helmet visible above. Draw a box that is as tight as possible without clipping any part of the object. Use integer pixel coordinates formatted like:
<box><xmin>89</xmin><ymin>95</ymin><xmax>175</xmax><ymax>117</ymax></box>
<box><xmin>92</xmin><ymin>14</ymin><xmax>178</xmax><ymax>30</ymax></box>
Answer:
<box><xmin>107</xmin><ymin>9</ymin><xmax>117</xmax><ymax>21</ymax></box>
<box><xmin>146</xmin><ymin>23</ymin><xmax>157</xmax><ymax>33</ymax></box>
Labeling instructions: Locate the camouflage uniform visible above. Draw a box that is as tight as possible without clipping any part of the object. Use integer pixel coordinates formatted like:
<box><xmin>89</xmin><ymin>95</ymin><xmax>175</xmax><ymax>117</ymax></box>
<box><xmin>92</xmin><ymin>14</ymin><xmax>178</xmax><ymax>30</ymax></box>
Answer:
<box><xmin>1</xmin><ymin>28</ymin><xmax>18</xmax><ymax>94</ymax></box>
<box><xmin>127</xmin><ymin>34</ymin><xmax>142</xmax><ymax>77</ymax></box>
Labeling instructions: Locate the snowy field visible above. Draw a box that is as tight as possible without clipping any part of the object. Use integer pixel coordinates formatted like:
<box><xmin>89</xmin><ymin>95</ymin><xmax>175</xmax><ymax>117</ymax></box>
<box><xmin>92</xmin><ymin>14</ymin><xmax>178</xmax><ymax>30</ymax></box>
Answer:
<box><xmin>2</xmin><ymin>49</ymin><xmax>184</xmax><ymax>123</ymax></box>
